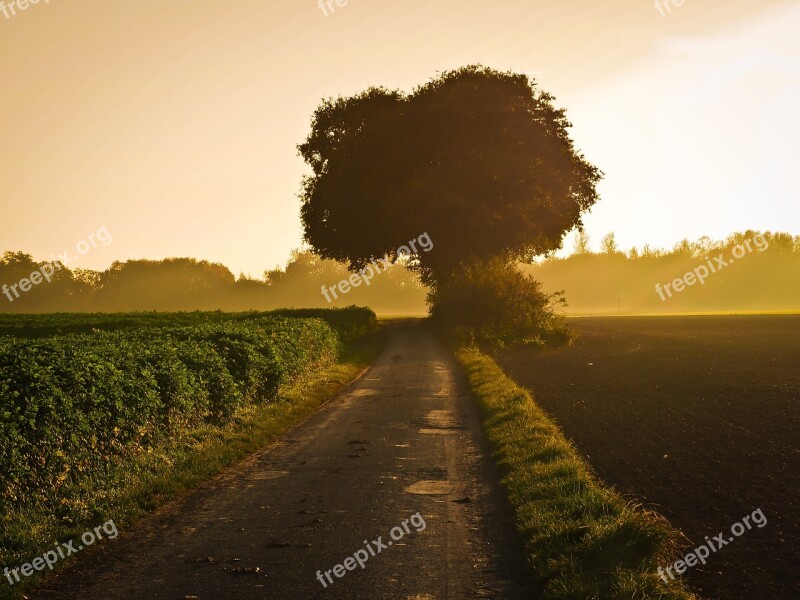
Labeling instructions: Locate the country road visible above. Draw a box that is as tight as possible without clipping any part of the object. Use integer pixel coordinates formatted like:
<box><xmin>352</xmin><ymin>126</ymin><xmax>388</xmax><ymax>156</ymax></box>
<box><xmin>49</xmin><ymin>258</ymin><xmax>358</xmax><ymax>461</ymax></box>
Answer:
<box><xmin>31</xmin><ymin>322</ymin><xmax>537</xmax><ymax>600</ymax></box>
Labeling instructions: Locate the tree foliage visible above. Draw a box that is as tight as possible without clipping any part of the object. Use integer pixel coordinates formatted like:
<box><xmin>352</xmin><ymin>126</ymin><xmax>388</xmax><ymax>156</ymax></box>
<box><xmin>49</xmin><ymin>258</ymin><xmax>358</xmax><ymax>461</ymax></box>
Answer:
<box><xmin>298</xmin><ymin>65</ymin><xmax>603</xmax><ymax>282</ymax></box>
<box><xmin>428</xmin><ymin>257</ymin><xmax>570</xmax><ymax>347</ymax></box>
<box><xmin>573</xmin><ymin>230</ymin><xmax>591</xmax><ymax>255</ymax></box>
<box><xmin>600</xmin><ymin>232</ymin><xmax>620</xmax><ymax>255</ymax></box>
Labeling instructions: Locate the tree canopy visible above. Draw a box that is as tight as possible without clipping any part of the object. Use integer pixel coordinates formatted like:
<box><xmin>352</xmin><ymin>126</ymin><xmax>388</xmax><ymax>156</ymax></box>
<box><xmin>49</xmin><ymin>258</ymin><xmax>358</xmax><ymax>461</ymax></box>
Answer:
<box><xmin>298</xmin><ymin>65</ymin><xmax>603</xmax><ymax>282</ymax></box>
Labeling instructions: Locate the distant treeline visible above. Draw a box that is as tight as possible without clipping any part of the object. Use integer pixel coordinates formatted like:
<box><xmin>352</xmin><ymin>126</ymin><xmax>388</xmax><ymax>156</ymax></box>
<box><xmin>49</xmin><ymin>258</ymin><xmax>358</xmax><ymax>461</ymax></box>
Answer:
<box><xmin>526</xmin><ymin>230</ymin><xmax>800</xmax><ymax>315</ymax></box>
<box><xmin>0</xmin><ymin>250</ymin><xmax>427</xmax><ymax>315</ymax></box>
<box><xmin>2</xmin><ymin>230</ymin><xmax>799</xmax><ymax>315</ymax></box>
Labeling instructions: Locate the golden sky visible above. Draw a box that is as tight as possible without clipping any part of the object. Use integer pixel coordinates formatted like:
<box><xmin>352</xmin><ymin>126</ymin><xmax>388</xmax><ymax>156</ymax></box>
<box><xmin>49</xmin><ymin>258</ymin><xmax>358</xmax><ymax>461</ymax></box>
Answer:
<box><xmin>1</xmin><ymin>0</ymin><xmax>798</xmax><ymax>275</ymax></box>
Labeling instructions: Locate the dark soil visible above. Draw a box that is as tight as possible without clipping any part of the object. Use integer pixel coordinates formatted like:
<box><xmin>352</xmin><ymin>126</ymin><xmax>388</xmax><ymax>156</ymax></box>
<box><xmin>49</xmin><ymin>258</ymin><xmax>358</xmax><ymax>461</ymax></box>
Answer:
<box><xmin>496</xmin><ymin>315</ymin><xmax>800</xmax><ymax>600</ymax></box>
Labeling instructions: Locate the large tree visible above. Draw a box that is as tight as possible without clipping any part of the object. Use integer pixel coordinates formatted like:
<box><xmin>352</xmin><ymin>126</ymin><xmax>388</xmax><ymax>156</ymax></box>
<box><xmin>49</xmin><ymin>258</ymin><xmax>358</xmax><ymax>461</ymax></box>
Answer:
<box><xmin>298</xmin><ymin>65</ymin><xmax>602</xmax><ymax>285</ymax></box>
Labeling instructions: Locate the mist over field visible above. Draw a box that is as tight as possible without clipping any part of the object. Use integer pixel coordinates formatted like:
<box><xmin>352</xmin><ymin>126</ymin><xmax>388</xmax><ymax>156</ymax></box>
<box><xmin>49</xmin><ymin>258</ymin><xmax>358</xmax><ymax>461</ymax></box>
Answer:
<box><xmin>4</xmin><ymin>231</ymin><xmax>798</xmax><ymax>316</ymax></box>
<box><xmin>527</xmin><ymin>231</ymin><xmax>800</xmax><ymax>315</ymax></box>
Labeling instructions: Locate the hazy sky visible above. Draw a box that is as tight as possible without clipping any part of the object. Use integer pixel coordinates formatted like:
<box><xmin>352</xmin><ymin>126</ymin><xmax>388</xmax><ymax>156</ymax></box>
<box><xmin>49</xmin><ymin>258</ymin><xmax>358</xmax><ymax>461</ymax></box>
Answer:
<box><xmin>1</xmin><ymin>0</ymin><xmax>798</xmax><ymax>276</ymax></box>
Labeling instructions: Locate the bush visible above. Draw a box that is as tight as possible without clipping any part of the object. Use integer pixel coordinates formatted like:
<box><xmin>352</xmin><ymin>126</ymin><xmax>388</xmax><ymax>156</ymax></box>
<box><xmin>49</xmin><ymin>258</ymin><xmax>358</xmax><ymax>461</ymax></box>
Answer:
<box><xmin>428</xmin><ymin>257</ymin><xmax>571</xmax><ymax>347</ymax></box>
<box><xmin>0</xmin><ymin>306</ymin><xmax>377</xmax><ymax>341</ymax></box>
<box><xmin>264</xmin><ymin>307</ymin><xmax>377</xmax><ymax>343</ymax></box>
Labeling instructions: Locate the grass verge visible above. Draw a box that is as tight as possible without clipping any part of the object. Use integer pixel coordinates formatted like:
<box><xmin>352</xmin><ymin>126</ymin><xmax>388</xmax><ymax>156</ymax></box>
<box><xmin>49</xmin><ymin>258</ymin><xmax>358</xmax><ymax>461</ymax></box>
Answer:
<box><xmin>1</xmin><ymin>332</ymin><xmax>384</xmax><ymax>600</ymax></box>
<box><xmin>454</xmin><ymin>346</ymin><xmax>700</xmax><ymax>600</ymax></box>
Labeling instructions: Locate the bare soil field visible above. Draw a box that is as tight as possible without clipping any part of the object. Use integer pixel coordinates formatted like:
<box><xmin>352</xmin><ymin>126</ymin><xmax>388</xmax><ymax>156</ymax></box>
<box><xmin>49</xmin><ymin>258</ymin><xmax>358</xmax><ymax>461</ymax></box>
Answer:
<box><xmin>495</xmin><ymin>315</ymin><xmax>799</xmax><ymax>600</ymax></box>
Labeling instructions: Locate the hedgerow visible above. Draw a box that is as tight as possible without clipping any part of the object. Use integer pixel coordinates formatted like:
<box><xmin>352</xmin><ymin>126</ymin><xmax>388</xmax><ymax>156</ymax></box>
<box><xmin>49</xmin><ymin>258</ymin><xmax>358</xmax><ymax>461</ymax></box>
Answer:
<box><xmin>0</xmin><ymin>306</ymin><xmax>376</xmax><ymax>341</ymax></box>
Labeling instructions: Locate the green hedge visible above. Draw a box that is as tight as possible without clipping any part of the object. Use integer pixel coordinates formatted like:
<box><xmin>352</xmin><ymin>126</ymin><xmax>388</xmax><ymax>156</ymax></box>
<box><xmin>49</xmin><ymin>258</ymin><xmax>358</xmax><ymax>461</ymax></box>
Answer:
<box><xmin>267</xmin><ymin>307</ymin><xmax>377</xmax><ymax>343</ymax></box>
<box><xmin>0</xmin><ymin>310</ymin><xmax>373</xmax><ymax>510</ymax></box>
<box><xmin>0</xmin><ymin>306</ymin><xmax>377</xmax><ymax>341</ymax></box>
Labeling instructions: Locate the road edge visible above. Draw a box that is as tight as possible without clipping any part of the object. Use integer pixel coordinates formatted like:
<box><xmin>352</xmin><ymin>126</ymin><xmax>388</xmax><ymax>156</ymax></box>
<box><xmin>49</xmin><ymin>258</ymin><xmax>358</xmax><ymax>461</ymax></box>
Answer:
<box><xmin>11</xmin><ymin>331</ymin><xmax>386</xmax><ymax>600</ymax></box>
<box><xmin>453</xmin><ymin>346</ymin><xmax>701</xmax><ymax>600</ymax></box>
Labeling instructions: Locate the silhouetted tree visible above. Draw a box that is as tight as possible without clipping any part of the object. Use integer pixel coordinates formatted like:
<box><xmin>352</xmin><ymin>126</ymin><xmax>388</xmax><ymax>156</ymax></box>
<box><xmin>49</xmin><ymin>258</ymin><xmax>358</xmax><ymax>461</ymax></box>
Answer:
<box><xmin>600</xmin><ymin>233</ymin><xmax>620</xmax><ymax>255</ymax></box>
<box><xmin>641</xmin><ymin>244</ymin><xmax>661</xmax><ymax>258</ymax></box>
<box><xmin>298</xmin><ymin>65</ymin><xmax>603</xmax><ymax>285</ymax></box>
<box><xmin>690</xmin><ymin>236</ymin><xmax>716</xmax><ymax>258</ymax></box>
<box><xmin>573</xmin><ymin>230</ymin><xmax>591</xmax><ymax>255</ymax></box>
<box><xmin>762</xmin><ymin>232</ymin><xmax>795</xmax><ymax>254</ymax></box>
<box><xmin>672</xmin><ymin>239</ymin><xmax>693</xmax><ymax>256</ymax></box>
<box><xmin>94</xmin><ymin>258</ymin><xmax>236</xmax><ymax>311</ymax></box>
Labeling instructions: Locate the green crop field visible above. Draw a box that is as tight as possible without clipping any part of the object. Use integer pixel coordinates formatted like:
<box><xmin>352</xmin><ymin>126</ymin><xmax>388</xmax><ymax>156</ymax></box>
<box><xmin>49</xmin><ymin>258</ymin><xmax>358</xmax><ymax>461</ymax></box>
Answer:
<box><xmin>0</xmin><ymin>307</ymin><xmax>377</xmax><ymax>597</ymax></box>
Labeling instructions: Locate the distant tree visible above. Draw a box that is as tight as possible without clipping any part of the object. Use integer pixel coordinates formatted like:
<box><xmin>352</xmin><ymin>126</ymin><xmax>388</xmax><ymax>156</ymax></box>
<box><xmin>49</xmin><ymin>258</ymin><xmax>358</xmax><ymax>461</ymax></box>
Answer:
<box><xmin>72</xmin><ymin>268</ymin><xmax>102</xmax><ymax>288</ymax></box>
<box><xmin>671</xmin><ymin>239</ymin><xmax>692</xmax><ymax>256</ymax></box>
<box><xmin>600</xmin><ymin>232</ymin><xmax>620</xmax><ymax>255</ymax></box>
<box><xmin>723</xmin><ymin>230</ymin><xmax>759</xmax><ymax>250</ymax></box>
<box><xmin>69</xmin><ymin>269</ymin><xmax>103</xmax><ymax>309</ymax></box>
<box><xmin>264</xmin><ymin>265</ymin><xmax>286</xmax><ymax>285</ymax></box>
<box><xmin>96</xmin><ymin>258</ymin><xmax>236</xmax><ymax>311</ymax></box>
<box><xmin>628</xmin><ymin>247</ymin><xmax>639</xmax><ymax>259</ymax></box>
<box><xmin>265</xmin><ymin>250</ymin><xmax>350</xmax><ymax>289</ymax></box>
<box><xmin>1</xmin><ymin>252</ymin><xmax>37</xmax><ymax>281</ymax></box>
<box><xmin>640</xmin><ymin>244</ymin><xmax>661</xmax><ymax>258</ymax></box>
<box><xmin>689</xmin><ymin>236</ymin><xmax>716</xmax><ymax>258</ymax></box>
<box><xmin>572</xmin><ymin>230</ymin><xmax>591</xmax><ymax>255</ymax></box>
<box><xmin>763</xmin><ymin>232</ymin><xmax>794</xmax><ymax>254</ymax></box>
<box><xmin>0</xmin><ymin>251</ymin><xmax>79</xmax><ymax>311</ymax></box>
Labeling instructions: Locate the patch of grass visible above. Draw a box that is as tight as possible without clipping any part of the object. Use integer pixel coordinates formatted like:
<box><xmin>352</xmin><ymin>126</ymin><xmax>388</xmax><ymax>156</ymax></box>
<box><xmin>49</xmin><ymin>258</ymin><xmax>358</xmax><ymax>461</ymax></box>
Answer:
<box><xmin>454</xmin><ymin>347</ymin><xmax>700</xmax><ymax>600</ymax></box>
<box><xmin>0</xmin><ymin>332</ymin><xmax>384</xmax><ymax>600</ymax></box>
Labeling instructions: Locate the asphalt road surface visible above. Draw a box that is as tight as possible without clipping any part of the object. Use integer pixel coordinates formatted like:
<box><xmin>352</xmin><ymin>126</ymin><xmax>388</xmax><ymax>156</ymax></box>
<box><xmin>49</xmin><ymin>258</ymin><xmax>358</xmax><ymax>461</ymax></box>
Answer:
<box><xmin>32</xmin><ymin>322</ymin><xmax>536</xmax><ymax>599</ymax></box>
